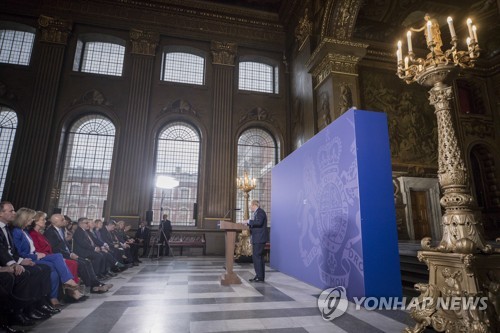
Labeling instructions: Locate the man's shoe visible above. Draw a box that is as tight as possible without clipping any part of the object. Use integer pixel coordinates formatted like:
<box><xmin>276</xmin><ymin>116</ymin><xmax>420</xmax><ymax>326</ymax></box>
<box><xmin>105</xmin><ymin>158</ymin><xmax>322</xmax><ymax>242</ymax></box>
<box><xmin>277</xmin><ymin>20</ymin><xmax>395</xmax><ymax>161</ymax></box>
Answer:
<box><xmin>40</xmin><ymin>304</ymin><xmax>61</xmax><ymax>314</ymax></box>
<box><xmin>1</xmin><ymin>323</ymin><xmax>25</xmax><ymax>333</ymax></box>
<box><xmin>9</xmin><ymin>313</ymin><xmax>34</xmax><ymax>326</ymax></box>
<box><xmin>249</xmin><ymin>277</ymin><xmax>264</xmax><ymax>283</ymax></box>
<box><xmin>25</xmin><ymin>310</ymin><xmax>48</xmax><ymax>321</ymax></box>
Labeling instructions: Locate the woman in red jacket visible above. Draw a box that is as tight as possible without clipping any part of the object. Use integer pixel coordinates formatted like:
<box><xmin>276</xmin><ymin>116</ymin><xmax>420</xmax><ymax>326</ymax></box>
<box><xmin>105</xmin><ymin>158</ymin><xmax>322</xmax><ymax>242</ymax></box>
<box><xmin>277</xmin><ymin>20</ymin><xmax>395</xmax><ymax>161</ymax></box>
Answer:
<box><xmin>29</xmin><ymin>211</ymin><xmax>80</xmax><ymax>285</ymax></box>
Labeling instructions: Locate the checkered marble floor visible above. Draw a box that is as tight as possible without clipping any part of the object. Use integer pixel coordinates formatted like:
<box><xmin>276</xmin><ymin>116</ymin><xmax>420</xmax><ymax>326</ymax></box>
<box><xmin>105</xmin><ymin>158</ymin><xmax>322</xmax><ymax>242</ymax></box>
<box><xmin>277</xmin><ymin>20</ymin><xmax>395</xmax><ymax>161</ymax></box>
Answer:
<box><xmin>29</xmin><ymin>256</ymin><xmax>419</xmax><ymax>333</ymax></box>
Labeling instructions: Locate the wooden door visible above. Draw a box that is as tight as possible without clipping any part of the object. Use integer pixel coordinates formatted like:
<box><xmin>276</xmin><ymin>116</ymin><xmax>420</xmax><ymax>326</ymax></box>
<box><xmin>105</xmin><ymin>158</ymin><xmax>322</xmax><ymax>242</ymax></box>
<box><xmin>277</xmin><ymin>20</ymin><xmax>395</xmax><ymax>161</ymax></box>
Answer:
<box><xmin>410</xmin><ymin>190</ymin><xmax>431</xmax><ymax>240</ymax></box>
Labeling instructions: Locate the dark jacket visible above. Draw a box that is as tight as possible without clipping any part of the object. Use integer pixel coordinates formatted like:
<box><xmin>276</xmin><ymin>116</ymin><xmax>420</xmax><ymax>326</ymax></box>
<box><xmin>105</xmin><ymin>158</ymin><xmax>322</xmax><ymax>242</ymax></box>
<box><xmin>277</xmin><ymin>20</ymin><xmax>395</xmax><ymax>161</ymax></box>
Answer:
<box><xmin>72</xmin><ymin>227</ymin><xmax>97</xmax><ymax>258</ymax></box>
<box><xmin>44</xmin><ymin>225</ymin><xmax>72</xmax><ymax>259</ymax></box>
<box><xmin>248</xmin><ymin>207</ymin><xmax>268</xmax><ymax>244</ymax></box>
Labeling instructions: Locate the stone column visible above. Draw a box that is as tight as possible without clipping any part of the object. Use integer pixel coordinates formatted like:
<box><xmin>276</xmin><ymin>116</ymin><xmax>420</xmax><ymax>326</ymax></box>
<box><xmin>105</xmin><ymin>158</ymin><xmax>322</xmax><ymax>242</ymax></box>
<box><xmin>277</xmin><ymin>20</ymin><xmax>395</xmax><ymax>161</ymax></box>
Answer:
<box><xmin>306</xmin><ymin>38</ymin><xmax>368</xmax><ymax>131</ymax></box>
<box><xmin>8</xmin><ymin>15</ymin><xmax>71</xmax><ymax>208</ymax></box>
<box><xmin>110</xmin><ymin>29</ymin><xmax>158</xmax><ymax>219</ymax></box>
<box><xmin>206</xmin><ymin>41</ymin><xmax>237</xmax><ymax>218</ymax></box>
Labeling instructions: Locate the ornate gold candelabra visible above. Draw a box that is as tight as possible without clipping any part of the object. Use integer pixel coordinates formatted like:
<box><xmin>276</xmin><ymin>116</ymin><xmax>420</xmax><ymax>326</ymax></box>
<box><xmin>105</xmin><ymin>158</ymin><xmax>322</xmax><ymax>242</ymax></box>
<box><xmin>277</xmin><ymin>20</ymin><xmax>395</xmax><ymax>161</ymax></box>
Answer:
<box><xmin>397</xmin><ymin>15</ymin><xmax>500</xmax><ymax>333</ymax></box>
<box><xmin>235</xmin><ymin>171</ymin><xmax>256</xmax><ymax>258</ymax></box>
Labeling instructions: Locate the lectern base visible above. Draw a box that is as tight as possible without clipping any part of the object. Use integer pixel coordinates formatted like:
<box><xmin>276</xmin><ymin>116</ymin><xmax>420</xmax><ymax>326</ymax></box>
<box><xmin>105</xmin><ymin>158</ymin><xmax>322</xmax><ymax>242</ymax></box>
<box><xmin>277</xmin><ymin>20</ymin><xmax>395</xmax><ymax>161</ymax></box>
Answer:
<box><xmin>220</xmin><ymin>272</ymin><xmax>241</xmax><ymax>286</ymax></box>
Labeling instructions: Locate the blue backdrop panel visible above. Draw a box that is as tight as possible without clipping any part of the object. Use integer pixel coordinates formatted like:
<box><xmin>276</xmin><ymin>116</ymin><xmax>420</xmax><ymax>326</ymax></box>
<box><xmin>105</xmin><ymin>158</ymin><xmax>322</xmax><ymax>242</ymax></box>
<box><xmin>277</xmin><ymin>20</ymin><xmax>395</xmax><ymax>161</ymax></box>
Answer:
<box><xmin>270</xmin><ymin>109</ymin><xmax>401</xmax><ymax>299</ymax></box>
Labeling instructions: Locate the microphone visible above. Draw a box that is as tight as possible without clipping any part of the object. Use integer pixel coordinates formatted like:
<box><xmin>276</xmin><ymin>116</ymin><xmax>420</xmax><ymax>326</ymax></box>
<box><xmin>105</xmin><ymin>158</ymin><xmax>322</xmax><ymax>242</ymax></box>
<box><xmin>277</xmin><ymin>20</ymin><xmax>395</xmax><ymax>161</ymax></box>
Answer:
<box><xmin>223</xmin><ymin>208</ymin><xmax>241</xmax><ymax>220</ymax></box>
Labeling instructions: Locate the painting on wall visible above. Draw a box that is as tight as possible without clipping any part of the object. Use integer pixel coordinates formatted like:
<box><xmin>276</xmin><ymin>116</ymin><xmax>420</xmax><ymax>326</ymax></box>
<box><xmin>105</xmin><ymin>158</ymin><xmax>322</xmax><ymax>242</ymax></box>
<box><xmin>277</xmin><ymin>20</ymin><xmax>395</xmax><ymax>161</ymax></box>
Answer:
<box><xmin>360</xmin><ymin>69</ymin><xmax>438</xmax><ymax>169</ymax></box>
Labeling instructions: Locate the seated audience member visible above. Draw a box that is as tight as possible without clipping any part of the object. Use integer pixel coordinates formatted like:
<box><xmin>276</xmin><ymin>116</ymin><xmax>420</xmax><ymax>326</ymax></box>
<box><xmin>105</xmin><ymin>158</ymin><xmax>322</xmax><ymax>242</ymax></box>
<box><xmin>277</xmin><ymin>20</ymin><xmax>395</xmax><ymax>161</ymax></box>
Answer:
<box><xmin>115</xmin><ymin>221</ymin><xmax>140</xmax><ymax>264</ymax></box>
<box><xmin>0</xmin><ymin>201</ymin><xmax>59</xmax><ymax>326</ymax></box>
<box><xmin>11</xmin><ymin>208</ymin><xmax>84</xmax><ymax>304</ymax></box>
<box><xmin>0</xmin><ymin>265</ymin><xmax>36</xmax><ymax>332</ymax></box>
<box><xmin>99</xmin><ymin>221</ymin><xmax>132</xmax><ymax>266</ymax></box>
<box><xmin>44</xmin><ymin>214</ymin><xmax>112</xmax><ymax>294</ymax></box>
<box><xmin>87</xmin><ymin>219</ymin><xmax>122</xmax><ymax>275</ymax></box>
<box><xmin>134</xmin><ymin>220</ymin><xmax>151</xmax><ymax>257</ymax></box>
<box><xmin>29</xmin><ymin>211</ymin><xmax>83</xmax><ymax>291</ymax></box>
<box><xmin>72</xmin><ymin>217</ymin><xmax>115</xmax><ymax>280</ymax></box>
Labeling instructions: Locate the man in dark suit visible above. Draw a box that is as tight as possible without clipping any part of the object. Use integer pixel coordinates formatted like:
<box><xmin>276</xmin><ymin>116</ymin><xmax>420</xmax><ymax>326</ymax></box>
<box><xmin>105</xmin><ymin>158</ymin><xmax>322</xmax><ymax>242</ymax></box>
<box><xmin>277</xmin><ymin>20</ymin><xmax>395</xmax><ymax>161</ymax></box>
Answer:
<box><xmin>135</xmin><ymin>220</ymin><xmax>151</xmax><ymax>257</ymax></box>
<box><xmin>45</xmin><ymin>214</ymin><xmax>111</xmax><ymax>293</ymax></box>
<box><xmin>0</xmin><ymin>201</ymin><xmax>57</xmax><ymax>326</ymax></box>
<box><xmin>247</xmin><ymin>200</ymin><xmax>268</xmax><ymax>282</ymax></box>
<box><xmin>72</xmin><ymin>218</ymin><xmax>108</xmax><ymax>279</ymax></box>
<box><xmin>159</xmin><ymin>214</ymin><xmax>172</xmax><ymax>256</ymax></box>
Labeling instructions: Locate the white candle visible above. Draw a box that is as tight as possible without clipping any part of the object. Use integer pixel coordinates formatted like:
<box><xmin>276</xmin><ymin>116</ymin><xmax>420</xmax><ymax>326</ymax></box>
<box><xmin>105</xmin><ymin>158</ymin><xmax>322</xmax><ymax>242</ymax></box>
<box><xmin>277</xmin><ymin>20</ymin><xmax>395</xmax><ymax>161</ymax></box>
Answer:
<box><xmin>447</xmin><ymin>17</ymin><xmax>456</xmax><ymax>39</ymax></box>
<box><xmin>426</xmin><ymin>20</ymin><xmax>433</xmax><ymax>43</ymax></box>
<box><xmin>472</xmin><ymin>25</ymin><xmax>478</xmax><ymax>43</ymax></box>
<box><xmin>397</xmin><ymin>40</ymin><xmax>402</xmax><ymax>62</ymax></box>
<box><xmin>466</xmin><ymin>37</ymin><xmax>471</xmax><ymax>46</ymax></box>
<box><xmin>406</xmin><ymin>31</ymin><xmax>413</xmax><ymax>53</ymax></box>
<box><xmin>404</xmin><ymin>56</ymin><xmax>409</xmax><ymax>70</ymax></box>
<box><xmin>467</xmin><ymin>18</ymin><xmax>474</xmax><ymax>40</ymax></box>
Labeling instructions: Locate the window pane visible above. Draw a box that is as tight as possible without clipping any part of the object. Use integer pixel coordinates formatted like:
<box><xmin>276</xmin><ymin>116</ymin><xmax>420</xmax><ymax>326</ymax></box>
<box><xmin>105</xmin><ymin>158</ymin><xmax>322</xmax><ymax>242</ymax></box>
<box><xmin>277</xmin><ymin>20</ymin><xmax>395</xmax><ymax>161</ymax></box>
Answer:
<box><xmin>162</xmin><ymin>52</ymin><xmax>205</xmax><ymax>85</ymax></box>
<box><xmin>79</xmin><ymin>41</ymin><xmax>124</xmax><ymax>76</ymax></box>
<box><xmin>58</xmin><ymin>115</ymin><xmax>115</xmax><ymax>221</ymax></box>
<box><xmin>154</xmin><ymin>122</ymin><xmax>200</xmax><ymax>227</ymax></box>
<box><xmin>236</xmin><ymin>128</ymin><xmax>279</xmax><ymax>224</ymax></box>
<box><xmin>238</xmin><ymin>61</ymin><xmax>276</xmax><ymax>94</ymax></box>
<box><xmin>0</xmin><ymin>108</ymin><xmax>18</xmax><ymax>197</ymax></box>
<box><xmin>0</xmin><ymin>30</ymin><xmax>35</xmax><ymax>66</ymax></box>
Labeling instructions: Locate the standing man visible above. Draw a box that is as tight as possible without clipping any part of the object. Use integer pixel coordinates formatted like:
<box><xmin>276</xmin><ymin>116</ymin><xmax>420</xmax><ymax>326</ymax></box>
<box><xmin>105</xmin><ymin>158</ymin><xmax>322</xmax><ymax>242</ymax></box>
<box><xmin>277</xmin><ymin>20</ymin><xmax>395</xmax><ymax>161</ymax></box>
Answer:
<box><xmin>247</xmin><ymin>200</ymin><xmax>268</xmax><ymax>282</ymax></box>
<box><xmin>135</xmin><ymin>220</ymin><xmax>151</xmax><ymax>257</ymax></box>
<box><xmin>159</xmin><ymin>214</ymin><xmax>172</xmax><ymax>257</ymax></box>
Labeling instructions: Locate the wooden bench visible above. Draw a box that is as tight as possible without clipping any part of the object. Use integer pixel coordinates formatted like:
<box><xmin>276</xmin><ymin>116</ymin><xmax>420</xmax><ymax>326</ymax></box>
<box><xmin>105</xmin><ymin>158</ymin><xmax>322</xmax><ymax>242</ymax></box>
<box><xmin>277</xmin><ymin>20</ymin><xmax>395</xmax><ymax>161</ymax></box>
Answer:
<box><xmin>169</xmin><ymin>233</ymin><xmax>206</xmax><ymax>255</ymax></box>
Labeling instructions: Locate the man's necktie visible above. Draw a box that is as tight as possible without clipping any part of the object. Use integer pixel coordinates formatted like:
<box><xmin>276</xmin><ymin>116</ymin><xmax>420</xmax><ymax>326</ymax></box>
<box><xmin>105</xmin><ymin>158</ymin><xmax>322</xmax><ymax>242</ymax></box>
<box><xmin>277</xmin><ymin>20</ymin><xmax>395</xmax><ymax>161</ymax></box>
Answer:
<box><xmin>1</xmin><ymin>225</ymin><xmax>15</xmax><ymax>256</ymax></box>
<box><xmin>58</xmin><ymin>228</ymin><xmax>70</xmax><ymax>252</ymax></box>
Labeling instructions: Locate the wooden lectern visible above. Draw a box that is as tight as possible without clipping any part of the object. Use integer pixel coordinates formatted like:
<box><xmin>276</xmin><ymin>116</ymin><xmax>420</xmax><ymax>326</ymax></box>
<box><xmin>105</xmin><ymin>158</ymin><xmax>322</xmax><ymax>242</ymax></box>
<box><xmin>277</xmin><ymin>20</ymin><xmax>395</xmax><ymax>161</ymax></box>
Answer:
<box><xmin>219</xmin><ymin>220</ymin><xmax>248</xmax><ymax>285</ymax></box>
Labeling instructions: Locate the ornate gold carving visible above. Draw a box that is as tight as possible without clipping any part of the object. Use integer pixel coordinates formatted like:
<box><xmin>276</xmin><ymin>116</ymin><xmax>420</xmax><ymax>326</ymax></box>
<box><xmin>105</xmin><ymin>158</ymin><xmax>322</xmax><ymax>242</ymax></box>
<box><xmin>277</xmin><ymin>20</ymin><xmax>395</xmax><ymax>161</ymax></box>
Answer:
<box><xmin>405</xmin><ymin>251</ymin><xmax>500</xmax><ymax>333</ymax></box>
<box><xmin>130</xmin><ymin>29</ymin><xmax>159</xmax><ymax>56</ymax></box>
<box><xmin>38</xmin><ymin>15</ymin><xmax>72</xmax><ymax>45</ymax></box>
<box><xmin>320</xmin><ymin>0</ymin><xmax>362</xmax><ymax>40</ymax></box>
<box><xmin>361</xmin><ymin>72</ymin><xmax>438</xmax><ymax>167</ymax></box>
<box><xmin>318</xmin><ymin>92</ymin><xmax>331</xmax><ymax>128</ymax></box>
<box><xmin>71</xmin><ymin>90</ymin><xmax>112</xmax><ymax>108</ymax></box>
<box><xmin>211</xmin><ymin>41</ymin><xmax>237</xmax><ymax>66</ymax></box>
<box><xmin>295</xmin><ymin>8</ymin><xmax>312</xmax><ymax>51</ymax></box>
<box><xmin>338</xmin><ymin>82</ymin><xmax>353</xmax><ymax>115</ymax></box>
<box><xmin>310</xmin><ymin>53</ymin><xmax>359</xmax><ymax>88</ymax></box>
<box><xmin>161</xmin><ymin>99</ymin><xmax>200</xmax><ymax>118</ymax></box>
<box><xmin>461</xmin><ymin>118</ymin><xmax>495</xmax><ymax>139</ymax></box>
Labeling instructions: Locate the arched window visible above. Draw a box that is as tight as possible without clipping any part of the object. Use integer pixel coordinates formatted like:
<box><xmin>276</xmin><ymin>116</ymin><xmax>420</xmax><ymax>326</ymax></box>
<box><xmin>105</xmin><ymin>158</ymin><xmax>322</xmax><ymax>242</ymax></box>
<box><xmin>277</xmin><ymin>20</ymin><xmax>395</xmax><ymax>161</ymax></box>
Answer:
<box><xmin>154</xmin><ymin>122</ymin><xmax>200</xmax><ymax>226</ymax></box>
<box><xmin>73</xmin><ymin>35</ymin><xmax>125</xmax><ymax>76</ymax></box>
<box><xmin>236</xmin><ymin>128</ymin><xmax>279</xmax><ymax>223</ymax></box>
<box><xmin>0</xmin><ymin>107</ymin><xmax>18</xmax><ymax>198</ymax></box>
<box><xmin>0</xmin><ymin>27</ymin><xmax>35</xmax><ymax>66</ymax></box>
<box><xmin>58</xmin><ymin>115</ymin><xmax>115</xmax><ymax>221</ymax></box>
<box><xmin>161</xmin><ymin>51</ymin><xmax>205</xmax><ymax>85</ymax></box>
<box><xmin>238</xmin><ymin>61</ymin><xmax>279</xmax><ymax>94</ymax></box>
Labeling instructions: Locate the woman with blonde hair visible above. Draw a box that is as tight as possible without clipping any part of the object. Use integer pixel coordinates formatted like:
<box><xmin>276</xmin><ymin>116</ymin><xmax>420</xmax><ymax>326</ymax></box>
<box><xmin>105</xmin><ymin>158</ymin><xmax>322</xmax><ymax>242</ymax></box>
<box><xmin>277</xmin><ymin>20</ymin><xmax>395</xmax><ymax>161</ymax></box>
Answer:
<box><xmin>11</xmin><ymin>208</ymin><xmax>85</xmax><ymax>305</ymax></box>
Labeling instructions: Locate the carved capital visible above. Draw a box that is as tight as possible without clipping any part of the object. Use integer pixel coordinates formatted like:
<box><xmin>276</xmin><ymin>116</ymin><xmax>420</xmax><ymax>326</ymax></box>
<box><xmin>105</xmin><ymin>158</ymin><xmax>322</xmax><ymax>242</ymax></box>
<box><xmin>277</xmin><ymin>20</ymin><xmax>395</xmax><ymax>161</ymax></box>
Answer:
<box><xmin>310</xmin><ymin>53</ymin><xmax>359</xmax><ymax>88</ymax></box>
<box><xmin>38</xmin><ymin>15</ymin><xmax>72</xmax><ymax>45</ymax></box>
<box><xmin>130</xmin><ymin>29</ymin><xmax>159</xmax><ymax>56</ymax></box>
<box><xmin>211</xmin><ymin>41</ymin><xmax>237</xmax><ymax>66</ymax></box>
<box><xmin>295</xmin><ymin>8</ymin><xmax>312</xmax><ymax>51</ymax></box>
